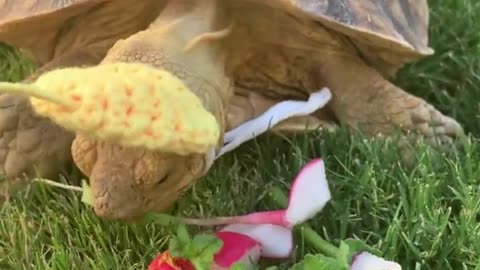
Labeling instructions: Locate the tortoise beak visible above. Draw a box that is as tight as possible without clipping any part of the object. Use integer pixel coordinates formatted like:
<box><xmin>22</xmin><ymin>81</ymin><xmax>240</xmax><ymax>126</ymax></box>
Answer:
<box><xmin>89</xmin><ymin>162</ymin><xmax>144</xmax><ymax>221</ymax></box>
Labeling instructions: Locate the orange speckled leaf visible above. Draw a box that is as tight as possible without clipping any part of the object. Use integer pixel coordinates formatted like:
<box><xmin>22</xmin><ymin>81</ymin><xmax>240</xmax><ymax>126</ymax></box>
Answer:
<box><xmin>0</xmin><ymin>62</ymin><xmax>220</xmax><ymax>155</ymax></box>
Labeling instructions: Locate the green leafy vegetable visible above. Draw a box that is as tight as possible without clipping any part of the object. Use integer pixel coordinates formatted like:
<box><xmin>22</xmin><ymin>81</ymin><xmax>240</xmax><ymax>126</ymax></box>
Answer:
<box><xmin>167</xmin><ymin>224</ymin><xmax>222</xmax><ymax>270</ymax></box>
<box><xmin>81</xmin><ymin>180</ymin><xmax>94</xmax><ymax>206</ymax></box>
<box><xmin>291</xmin><ymin>254</ymin><xmax>348</xmax><ymax>270</ymax></box>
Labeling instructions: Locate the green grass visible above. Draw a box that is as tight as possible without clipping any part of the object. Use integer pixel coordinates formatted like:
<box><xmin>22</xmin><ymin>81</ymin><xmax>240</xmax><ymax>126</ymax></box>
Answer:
<box><xmin>1</xmin><ymin>1</ymin><xmax>480</xmax><ymax>269</ymax></box>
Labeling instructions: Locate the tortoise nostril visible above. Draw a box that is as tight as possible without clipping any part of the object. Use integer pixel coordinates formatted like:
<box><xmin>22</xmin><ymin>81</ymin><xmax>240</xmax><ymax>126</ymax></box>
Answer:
<box><xmin>176</xmin><ymin>183</ymin><xmax>190</xmax><ymax>193</ymax></box>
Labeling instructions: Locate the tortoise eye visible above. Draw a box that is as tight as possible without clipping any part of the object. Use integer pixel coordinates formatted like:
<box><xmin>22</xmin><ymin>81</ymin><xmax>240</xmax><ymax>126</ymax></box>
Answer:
<box><xmin>155</xmin><ymin>173</ymin><xmax>169</xmax><ymax>186</ymax></box>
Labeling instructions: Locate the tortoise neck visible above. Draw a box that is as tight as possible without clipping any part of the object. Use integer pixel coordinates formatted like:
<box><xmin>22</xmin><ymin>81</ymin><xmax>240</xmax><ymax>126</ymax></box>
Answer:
<box><xmin>145</xmin><ymin>0</ymin><xmax>233</xmax><ymax>111</ymax></box>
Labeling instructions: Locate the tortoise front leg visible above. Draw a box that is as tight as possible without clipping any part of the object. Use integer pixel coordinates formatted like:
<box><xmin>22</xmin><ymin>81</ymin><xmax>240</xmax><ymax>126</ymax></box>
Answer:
<box><xmin>0</xmin><ymin>46</ymin><xmax>107</xmax><ymax>186</ymax></box>
<box><xmin>317</xmin><ymin>54</ymin><xmax>464</xmax><ymax>155</ymax></box>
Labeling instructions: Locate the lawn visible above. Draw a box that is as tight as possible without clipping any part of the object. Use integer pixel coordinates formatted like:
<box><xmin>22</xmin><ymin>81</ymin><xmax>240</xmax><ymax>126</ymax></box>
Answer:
<box><xmin>1</xmin><ymin>1</ymin><xmax>480</xmax><ymax>269</ymax></box>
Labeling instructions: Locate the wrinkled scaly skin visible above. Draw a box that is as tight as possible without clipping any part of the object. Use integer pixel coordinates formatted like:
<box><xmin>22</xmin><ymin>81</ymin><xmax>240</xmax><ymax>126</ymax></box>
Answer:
<box><xmin>231</xmin><ymin>1</ymin><xmax>464</xmax><ymax>154</ymax></box>
<box><xmin>0</xmin><ymin>0</ymin><xmax>465</xmax><ymax>220</ymax></box>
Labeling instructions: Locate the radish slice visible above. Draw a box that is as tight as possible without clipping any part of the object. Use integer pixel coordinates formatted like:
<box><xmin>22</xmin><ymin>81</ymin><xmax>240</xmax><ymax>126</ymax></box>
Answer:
<box><xmin>213</xmin><ymin>231</ymin><xmax>261</xmax><ymax>269</ymax></box>
<box><xmin>221</xmin><ymin>224</ymin><xmax>294</xmax><ymax>258</ymax></box>
<box><xmin>285</xmin><ymin>158</ymin><xmax>331</xmax><ymax>226</ymax></box>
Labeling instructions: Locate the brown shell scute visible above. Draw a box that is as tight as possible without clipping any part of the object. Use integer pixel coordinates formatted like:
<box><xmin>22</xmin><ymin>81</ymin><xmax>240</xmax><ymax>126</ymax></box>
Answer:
<box><xmin>289</xmin><ymin>0</ymin><xmax>432</xmax><ymax>55</ymax></box>
<box><xmin>0</xmin><ymin>0</ymin><xmax>92</xmax><ymax>24</ymax></box>
<box><xmin>0</xmin><ymin>0</ymin><xmax>105</xmax><ymax>64</ymax></box>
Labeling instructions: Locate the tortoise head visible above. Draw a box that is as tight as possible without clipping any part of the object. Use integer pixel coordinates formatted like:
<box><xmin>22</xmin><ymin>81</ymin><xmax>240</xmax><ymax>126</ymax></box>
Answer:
<box><xmin>72</xmin><ymin>136</ymin><xmax>208</xmax><ymax>221</ymax></box>
<box><xmin>0</xmin><ymin>62</ymin><xmax>222</xmax><ymax>221</ymax></box>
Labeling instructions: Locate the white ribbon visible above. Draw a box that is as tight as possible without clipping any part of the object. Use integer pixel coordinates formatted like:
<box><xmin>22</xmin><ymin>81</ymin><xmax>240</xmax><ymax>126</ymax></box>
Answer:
<box><xmin>204</xmin><ymin>87</ymin><xmax>332</xmax><ymax>173</ymax></box>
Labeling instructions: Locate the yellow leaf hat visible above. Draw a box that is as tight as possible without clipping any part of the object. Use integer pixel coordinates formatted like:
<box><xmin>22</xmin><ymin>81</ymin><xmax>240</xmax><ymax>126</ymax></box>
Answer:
<box><xmin>0</xmin><ymin>62</ymin><xmax>220</xmax><ymax>155</ymax></box>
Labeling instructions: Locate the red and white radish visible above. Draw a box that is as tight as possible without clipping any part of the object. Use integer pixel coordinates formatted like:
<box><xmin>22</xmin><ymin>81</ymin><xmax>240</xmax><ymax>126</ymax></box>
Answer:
<box><xmin>350</xmin><ymin>252</ymin><xmax>402</xmax><ymax>270</ymax></box>
<box><xmin>149</xmin><ymin>251</ymin><xmax>195</xmax><ymax>270</ymax></box>
<box><xmin>212</xmin><ymin>231</ymin><xmax>261</xmax><ymax>269</ymax></box>
<box><xmin>284</xmin><ymin>158</ymin><xmax>331</xmax><ymax>226</ymax></box>
<box><xmin>149</xmin><ymin>158</ymin><xmax>333</xmax><ymax>269</ymax></box>
<box><xmin>179</xmin><ymin>158</ymin><xmax>331</xmax><ymax>228</ymax></box>
<box><xmin>220</xmin><ymin>223</ymin><xmax>294</xmax><ymax>258</ymax></box>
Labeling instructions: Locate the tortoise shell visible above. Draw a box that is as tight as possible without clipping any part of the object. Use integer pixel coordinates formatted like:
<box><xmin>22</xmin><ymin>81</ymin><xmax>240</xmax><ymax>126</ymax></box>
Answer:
<box><xmin>0</xmin><ymin>1</ymin><xmax>107</xmax><ymax>63</ymax></box>
<box><xmin>0</xmin><ymin>0</ymin><xmax>164</xmax><ymax>66</ymax></box>
<box><xmin>249</xmin><ymin>0</ymin><xmax>434</xmax><ymax>74</ymax></box>
<box><xmin>1</xmin><ymin>0</ymin><xmax>433</xmax><ymax>74</ymax></box>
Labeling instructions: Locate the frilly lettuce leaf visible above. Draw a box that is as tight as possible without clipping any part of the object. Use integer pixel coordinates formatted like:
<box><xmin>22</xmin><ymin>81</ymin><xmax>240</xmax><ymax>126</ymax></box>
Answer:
<box><xmin>81</xmin><ymin>180</ymin><xmax>94</xmax><ymax>207</ymax></box>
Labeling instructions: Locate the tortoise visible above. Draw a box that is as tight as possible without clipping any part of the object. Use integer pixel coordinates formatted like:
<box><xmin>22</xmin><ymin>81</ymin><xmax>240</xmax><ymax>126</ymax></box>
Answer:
<box><xmin>0</xmin><ymin>0</ymin><xmax>464</xmax><ymax>221</ymax></box>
